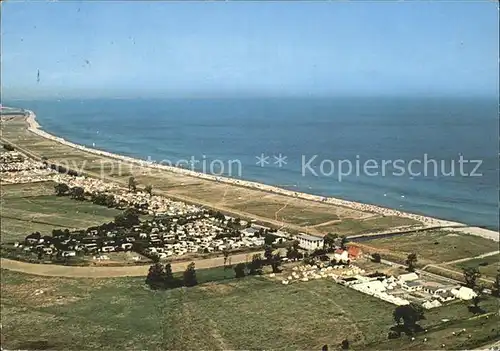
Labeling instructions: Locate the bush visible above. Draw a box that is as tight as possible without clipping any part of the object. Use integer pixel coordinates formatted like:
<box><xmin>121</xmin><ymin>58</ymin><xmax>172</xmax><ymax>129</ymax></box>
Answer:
<box><xmin>371</xmin><ymin>253</ymin><xmax>382</xmax><ymax>263</ymax></box>
<box><xmin>387</xmin><ymin>331</ymin><xmax>400</xmax><ymax>339</ymax></box>
<box><xmin>3</xmin><ymin>143</ymin><xmax>15</xmax><ymax>151</ymax></box>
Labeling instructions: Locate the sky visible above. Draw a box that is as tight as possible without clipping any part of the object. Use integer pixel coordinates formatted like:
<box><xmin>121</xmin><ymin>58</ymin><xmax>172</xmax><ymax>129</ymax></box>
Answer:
<box><xmin>1</xmin><ymin>1</ymin><xmax>499</xmax><ymax>99</ymax></box>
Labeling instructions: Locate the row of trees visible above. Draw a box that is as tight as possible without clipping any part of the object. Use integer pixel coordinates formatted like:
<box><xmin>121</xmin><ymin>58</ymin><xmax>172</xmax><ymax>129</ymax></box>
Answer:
<box><xmin>54</xmin><ymin>183</ymin><xmax>85</xmax><ymax>200</ymax></box>
<box><xmin>232</xmin><ymin>246</ymin><xmax>283</xmax><ymax>279</ymax></box>
<box><xmin>145</xmin><ymin>262</ymin><xmax>197</xmax><ymax>290</ymax></box>
<box><xmin>323</xmin><ymin>233</ymin><xmax>348</xmax><ymax>251</ymax></box>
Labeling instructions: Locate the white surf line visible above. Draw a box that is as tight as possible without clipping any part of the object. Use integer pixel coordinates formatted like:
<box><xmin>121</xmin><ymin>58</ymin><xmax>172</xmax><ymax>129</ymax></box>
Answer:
<box><xmin>22</xmin><ymin>109</ymin><xmax>498</xmax><ymax>240</ymax></box>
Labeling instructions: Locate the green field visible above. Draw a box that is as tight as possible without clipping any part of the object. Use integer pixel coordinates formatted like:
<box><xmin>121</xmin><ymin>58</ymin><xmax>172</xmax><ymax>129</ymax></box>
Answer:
<box><xmin>0</xmin><ymin>182</ymin><xmax>122</xmax><ymax>242</ymax></box>
<box><xmin>1</xmin><ymin>269</ymin><xmax>499</xmax><ymax>350</ymax></box>
<box><xmin>355</xmin><ymin>230</ymin><xmax>499</xmax><ymax>266</ymax></box>
<box><xmin>452</xmin><ymin>254</ymin><xmax>500</xmax><ymax>279</ymax></box>
<box><xmin>317</xmin><ymin>216</ymin><xmax>421</xmax><ymax>235</ymax></box>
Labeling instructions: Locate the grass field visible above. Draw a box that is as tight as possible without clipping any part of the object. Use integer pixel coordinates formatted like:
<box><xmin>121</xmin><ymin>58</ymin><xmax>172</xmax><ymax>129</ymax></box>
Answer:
<box><xmin>0</xmin><ymin>181</ymin><xmax>122</xmax><ymax>242</ymax></box>
<box><xmin>452</xmin><ymin>254</ymin><xmax>500</xmax><ymax>279</ymax></box>
<box><xmin>1</xmin><ymin>269</ymin><xmax>499</xmax><ymax>350</ymax></box>
<box><xmin>0</xmin><ymin>117</ymin><xmax>425</xmax><ymax>236</ymax></box>
<box><xmin>353</xmin><ymin>230</ymin><xmax>499</xmax><ymax>266</ymax></box>
<box><xmin>317</xmin><ymin>216</ymin><xmax>421</xmax><ymax>235</ymax></box>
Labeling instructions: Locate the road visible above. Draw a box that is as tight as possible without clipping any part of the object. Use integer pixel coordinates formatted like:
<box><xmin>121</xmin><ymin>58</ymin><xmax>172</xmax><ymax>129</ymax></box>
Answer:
<box><xmin>0</xmin><ymin>251</ymin><xmax>263</xmax><ymax>278</ymax></box>
<box><xmin>440</xmin><ymin>250</ymin><xmax>499</xmax><ymax>266</ymax></box>
<box><xmin>379</xmin><ymin>258</ymin><xmax>466</xmax><ymax>286</ymax></box>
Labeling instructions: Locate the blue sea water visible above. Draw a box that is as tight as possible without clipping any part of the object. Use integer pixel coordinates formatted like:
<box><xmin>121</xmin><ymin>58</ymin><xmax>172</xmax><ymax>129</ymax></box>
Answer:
<box><xmin>8</xmin><ymin>97</ymin><xmax>499</xmax><ymax>230</ymax></box>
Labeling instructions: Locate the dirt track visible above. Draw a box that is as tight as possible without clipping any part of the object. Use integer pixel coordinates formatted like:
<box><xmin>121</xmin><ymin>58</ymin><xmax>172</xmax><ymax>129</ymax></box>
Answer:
<box><xmin>1</xmin><ymin>251</ymin><xmax>263</xmax><ymax>278</ymax></box>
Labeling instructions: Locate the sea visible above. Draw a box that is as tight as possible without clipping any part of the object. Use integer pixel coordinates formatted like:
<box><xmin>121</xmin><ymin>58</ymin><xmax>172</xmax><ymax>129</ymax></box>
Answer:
<box><xmin>7</xmin><ymin>97</ymin><xmax>499</xmax><ymax>230</ymax></box>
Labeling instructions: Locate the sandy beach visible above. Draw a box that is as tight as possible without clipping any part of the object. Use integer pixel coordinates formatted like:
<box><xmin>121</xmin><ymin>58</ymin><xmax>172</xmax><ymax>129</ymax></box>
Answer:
<box><xmin>23</xmin><ymin>110</ymin><xmax>498</xmax><ymax>241</ymax></box>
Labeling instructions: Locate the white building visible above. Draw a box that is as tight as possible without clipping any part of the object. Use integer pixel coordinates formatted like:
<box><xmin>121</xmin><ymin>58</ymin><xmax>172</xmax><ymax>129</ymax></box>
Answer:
<box><xmin>451</xmin><ymin>286</ymin><xmax>477</xmax><ymax>300</ymax></box>
<box><xmin>398</xmin><ymin>272</ymin><xmax>419</xmax><ymax>282</ymax></box>
<box><xmin>295</xmin><ymin>233</ymin><xmax>324</xmax><ymax>251</ymax></box>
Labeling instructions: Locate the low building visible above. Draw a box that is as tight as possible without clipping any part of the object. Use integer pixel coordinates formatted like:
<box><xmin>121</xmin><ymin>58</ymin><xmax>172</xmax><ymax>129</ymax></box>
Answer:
<box><xmin>295</xmin><ymin>233</ymin><xmax>324</xmax><ymax>251</ymax></box>
<box><xmin>451</xmin><ymin>286</ymin><xmax>477</xmax><ymax>300</ymax></box>
<box><xmin>398</xmin><ymin>272</ymin><xmax>419</xmax><ymax>282</ymax></box>
<box><xmin>402</xmin><ymin>280</ymin><xmax>423</xmax><ymax>292</ymax></box>
<box><xmin>347</xmin><ymin>246</ymin><xmax>362</xmax><ymax>259</ymax></box>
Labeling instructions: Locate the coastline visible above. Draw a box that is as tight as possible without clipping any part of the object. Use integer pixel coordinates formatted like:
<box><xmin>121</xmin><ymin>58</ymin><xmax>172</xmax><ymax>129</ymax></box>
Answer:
<box><xmin>23</xmin><ymin>110</ymin><xmax>498</xmax><ymax>241</ymax></box>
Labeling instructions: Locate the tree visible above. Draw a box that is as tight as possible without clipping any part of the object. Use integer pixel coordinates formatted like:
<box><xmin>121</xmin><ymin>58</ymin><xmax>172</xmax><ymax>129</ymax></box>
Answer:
<box><xmin>91</xmin><ymin>193</ymin><xmax>108</xmax><ymax>206</ymax></box>
<box><xmin>164</xmin><ymin>263</ymin><xmax>180</xmax><ymax>289</ymax></box>
<box><xmin>406</xmin><ymin>253</ymin><xmax>418</xmax><ymax>272</ymax></box>
<box><xmin>145</xmin><ymin>263</ymin><xmax>165</xmax><ymax>290</ymax></box>
<box><xmin>393</xmin><ymin>303</ymin><xmax>425</xmax><ymax>333</ymax></box>
<box><xmin>70</xmin><ymin>186</ymin><xmax>85</xmax><ymax>200</ymax></box>
<box><xmin>492</xmin><ymin>271</ymin><xmax>500</xmax><ymax>297</ymax></box>
<box><xmin>323</xmin><ymin>233</ymin><xmax>337</xmax><ymax>250</ymax></box>
<box><xmin>322</xmin><ymin>345</ymin><xmax>329</xmax><ymax>351</ymax></box>
<box><xmin>340</xmin><ymin>236</ymin><xmax>348</xmax><ymax>250</ymax></box>
<box><xmin>234</xmin><ymin>263</ymin><xmax>246</xmax><ymax>278</ymax></box>
<box><xmin>264</xmin><ymin>234</ymin><xmax>275</xmax><ymax>246</ymax></box>
<box><xmin>25</xmin><ymin>231</ymin><xmax>41</xmax><ymax>244</ymax></box>
<box><xmin>248</xmin><ymin>254</ymin><xmax>263</xmax><ymax>275</ymax></box>
<box><xmin>371</xmin><ymin>253</ymin><xmax>382</xmax><ymax>263</ymax></box>
<box><xmin>264</xmin><ymin>245</ymin><xmax>274</xmax><ymax>261</ymax></box>
<box><xmin>105</xmin><ymin>194</ymin><xmax>115</xmax><ymax>207</ymax></box>
<box><xmin>114</xmin><ymin>208</ymin><xmax>140</xmax><ymax>228</ymax></box>
<box><xmin>3</xmin><ymin>143</ymin><xmax>15</xmax><ymax>151</ymax></box>
<box><xmin>128</xmin><ymin>176</ymin><xmax>137</xmax><ymax>192</ymax></box>
<box><xmin>286</xmin><ymin>241</ymin><xmax>301</xmax><ymax>261</ymax></box>
<box><xmin>145</xmin><ymin>184</ymin><xmax>153</xmax><ymax>196</ymax></box>
<box><xmin>270</xmin><ymin>253</ymin><xmax>282</xmax><ymax>273</ymax></box>
<box><xmin>223</xmin><ymin>249</ymin><xmax>230</xmax><ymax>269</ymax></box>
<box><xmin>54</xmin><ymin>183</ymin><xmax>69</xmax><ymax>196</ymax></box>
<box><xmin>341</xmin><ymin>339</ymin><xmax>349</xmax><ymax>350</ymax></box>
<box><xmin>183</xmin><ymin>262</ymin><xmax>198</xmax><ymax>287</ymax></box>
<box><xmin>463</xmin><ymin>267</ymin><xmax>481</xmax><ymax>290</ymax></box>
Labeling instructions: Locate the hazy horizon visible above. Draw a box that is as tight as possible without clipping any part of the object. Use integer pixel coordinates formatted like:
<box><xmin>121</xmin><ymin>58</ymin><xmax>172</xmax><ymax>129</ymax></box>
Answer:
<box><xmin>2</xmin><ymin>1</ymin><xmax>498</xmax><ymax>100</ymax></box>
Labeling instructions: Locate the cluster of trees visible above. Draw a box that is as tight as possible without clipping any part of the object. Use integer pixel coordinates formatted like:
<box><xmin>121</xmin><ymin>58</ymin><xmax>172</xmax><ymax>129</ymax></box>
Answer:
<box><xmin>286</xmin><ymin>241</ymin><xmax>303</xmax><ymax>261</ymax></box>
<box><xmin>47</xmin><ymin>163</ymin><xmax>79</xmax><ymax>176</ymax></box>
<box><xmin>128</xmin><ymin>176</ymin><xmax>153</xmax><ymax>195</ymax></box>
<box><xmin>90</xmin><ymin>193</ymin><xmax>116</xmax><ymax>207</ymax></box>
<box><xmin>390</xmin><ymin>303</ymin><xmax>425</xmax><ymax>337</ymax></box>
<box><xmin>323</xmin><ymin>233</ymin><xmax>348</xmax><ymax>251</ymax></box>
<box><xmin>3</xmin><ymin>143</ymin><xmax>15</xmax><ymax>151</ymax></box>
<box><xmin>232</xmin><ymin>246</ymin><xmax>283</xmax><ymax>279</ymax></box>
<box><xmin>462</xmin><ymin>267</ymin><xmax>487</xmax><ymax>313</ymax></box>
<box><xmin>145</xmin><ymin>262</ymin><xmax>197</xmax><ymax>290</ymax></box>
<box><xmin>54</xmin><ymin>183</ymin><xmax>85</xmax><ymax>200</ymax></box>
<box><xmin>114</xmin><ymin>208</ymin><xmax>140</xmax><ymax>228</ymax></box>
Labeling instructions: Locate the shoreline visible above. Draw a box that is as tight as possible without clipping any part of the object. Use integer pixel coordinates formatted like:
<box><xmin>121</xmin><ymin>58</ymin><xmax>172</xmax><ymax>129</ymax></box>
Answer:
<box><xmin>22</xmin><ymin>110</ymin><xmax>498</xmax><ymax>241</ymax></box>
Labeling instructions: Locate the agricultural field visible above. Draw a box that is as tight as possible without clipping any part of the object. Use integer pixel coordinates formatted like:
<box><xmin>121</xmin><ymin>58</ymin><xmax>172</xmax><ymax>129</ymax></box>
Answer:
<box><xmin>353</xmin><ymin>230</ymin><xmax>499</xmax><ymax>266</ymax></box>
<box><xmin>0</xmin><ymin>181</ymin><xmax>122</xmax><ymax>242</ymax></box>
<box><xmin>1</xmin><ymin>269</ymin><xmax>499</xmax><ymax>350</ymax></box>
